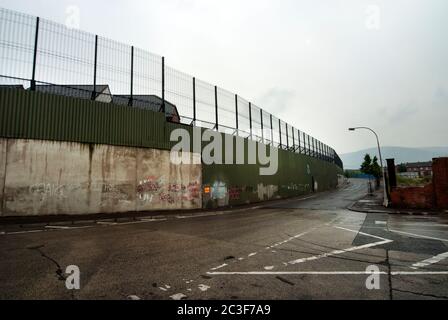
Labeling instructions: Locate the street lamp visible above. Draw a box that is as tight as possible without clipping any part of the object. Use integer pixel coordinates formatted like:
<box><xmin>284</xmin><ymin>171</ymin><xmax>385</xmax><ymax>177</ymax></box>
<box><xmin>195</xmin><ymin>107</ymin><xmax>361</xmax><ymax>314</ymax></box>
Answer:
<box><xmin>349</xmin><ymin>127</ymin><xmax>389</xmax><ymax>207</ymax></box>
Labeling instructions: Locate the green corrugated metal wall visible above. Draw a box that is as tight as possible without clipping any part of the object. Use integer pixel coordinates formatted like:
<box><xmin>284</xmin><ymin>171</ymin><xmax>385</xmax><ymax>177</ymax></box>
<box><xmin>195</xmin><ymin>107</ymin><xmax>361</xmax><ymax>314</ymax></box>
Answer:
<box><xmin>0</xmin><ymin>88</ymin><xmax>170</xmax><ymax>150</ymax></box>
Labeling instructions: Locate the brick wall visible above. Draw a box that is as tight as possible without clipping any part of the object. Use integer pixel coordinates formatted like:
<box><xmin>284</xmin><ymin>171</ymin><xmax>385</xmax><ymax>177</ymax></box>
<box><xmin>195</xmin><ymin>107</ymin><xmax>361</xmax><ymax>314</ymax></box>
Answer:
<box><xmin>390</xmin><ymin>184</ymin><xmax>435</xmax><ymax>209</ymax></box>
<box><xmin>390</xmin><ymin>157</ymin><xmax>448</xmax><ymax>210</ymax></box>
<box><xmin>433</xmin><ymin>158</ymin><xmax>448</xmax><ymax>209</ymax></box>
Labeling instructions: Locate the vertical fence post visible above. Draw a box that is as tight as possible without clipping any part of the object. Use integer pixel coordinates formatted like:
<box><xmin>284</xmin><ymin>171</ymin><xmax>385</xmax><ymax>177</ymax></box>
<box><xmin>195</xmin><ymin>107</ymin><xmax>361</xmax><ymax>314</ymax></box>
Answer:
<box><xmin>260</xmin><ymin>109</ymin><xmax>264</xmax><ymax>143</ymax></box>
<box><xmin>30</xmin><ymin>17</ymin><xmax>40</xmax><ymax>91</ymax></box>
<box><xmin>285</xmin><ymin>123</ymin><xmax>289</xmax><ymax>149</ymax></box>
<box><xmin>308</xmin><ymin>135</ymin><xmax>311</xmax><ymax>156</ymax></box>
<box><xmin>129</xmin><ymin>46</ymin><xmax>134</xmax><ymax>106</ymax></box>
<box><xmin>92</xmin><ymin>35</ymin><xmax>98</xmax><ymax>100</ymax></box>
<box><xmin>278</xmin><ymin>120</ymin><xmax>282</xmax><ymax>148</ymax></box>
<box><xmin>292</xmin><ymin>128</ymin><xmax>295</xmax><ymax>152</ymax></box>
<box><xmin>193</xmin><ymin>77</ymin><xmax>196</xmax><ymax>124</ymax></box>
<box><xmin>249</xmin><ymin>102</ymin><xmax>253</xmax><ymax>139</ymax></box>
<box><xmin>235</xmin><ymin>94</ymin><xmax>239</xmax><ymax>134</ymax></box>
<box><xmin>303</xmin><ymin>132</ymin><xmax>306</xmax><ymax>155</ymax></box>
<box><xmin>270</xmin><ymin>115</ymin><xmax>274</xmax><ymax>146</ymax></box>
<box><xmin>161</xmin><ymin>56</ymin><xmax>166</xmax><ymax>116</ymax></box>
<box><xmin>214</xmin><ymin>86</ymin><xmax>219</xmax><ymax>131</ymax></box>
<box><xmin>318</xmin><ymin>141</ymin><xmax>322</xmax><ymax>159</ymax></box>
<box><xmin>298</xmin><ymin>130</ymin><xmax>301</xmax><ymax>154</ymax></box>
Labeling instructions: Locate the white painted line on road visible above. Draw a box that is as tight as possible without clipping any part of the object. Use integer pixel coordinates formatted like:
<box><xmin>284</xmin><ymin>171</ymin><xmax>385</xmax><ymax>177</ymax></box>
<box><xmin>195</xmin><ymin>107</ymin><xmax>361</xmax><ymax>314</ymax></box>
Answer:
<box><xmin>45</xmin><ymin>225</ymin><xmax>93</xmax><ymax>230</ymax></box>
<box><xmin>287</xmin><ymin>226</ymin><xmax>393</xmax><ymax>266</ymax></box>
<box><xmin>198</xmin><ymin>284</ymin><xmax>211</xmax><ymax>292</ymax></box>
<box><xmin>375</xmin><ymin>221</ymin><xmax>387</xmax><ymax>225</ymax></box>
<box><xmin>389</xmin><ymin>229</ymin><xmax>448</xmax><ymax>242</ymax></box>
<box><xmin>170</xmin><ymin>293</ymin><xmax>187</xmax><ymax>300</ymax></box>
<box><xmin>176</xmin><ymin>212</ymin><xmax>227</xmax><ymax>219</ymax></box>
<box><xmin>411</xmin><ymin>252</ymin><xmax>448</xmax><ymax>269</ymax></box>
<box><xmin>248</xmin><ymin>252</ymin><xmax>258</xmax><ymax>257</ymax></box>
<box><xmin>207</xmin><ymin>271</ymin><xmax>448</xmax><ymax>276</ymax></box>
<box><xmin>211</xmin><ymin>263</ymin><xmax>228</xmax><ymax>271</ymax></box>
<box><xmin>5</xmin><ymin>229</ymin><xmax>46</xmax><ymax>235</ymax></box>
<box><xmin>288</xmin><ymin>239</ymin><xmax>392</xmax><ymax>265</ymax></box>
<box><xmin>97</xmin><ymin>221</ymin><xmax>117</xmax><ymax>225</ymax></box>
<box><xmin>208</xmin><ymin>271</ymin><xmax>388</xmax><ymax>275</ymax></box>
<box><xmin>334</xmin><ymin>226</ymin><xmax>391</xmax><ymax>242</ymax></box>
<box><xmin>45</xmin><ymin>225</ymin><xmax>72</xmax><ymax>230</ymax></box>
<box><xmin>140</xmin><ymin>218</ymin><xmax>168</xmax><ymax>222</ymax></box>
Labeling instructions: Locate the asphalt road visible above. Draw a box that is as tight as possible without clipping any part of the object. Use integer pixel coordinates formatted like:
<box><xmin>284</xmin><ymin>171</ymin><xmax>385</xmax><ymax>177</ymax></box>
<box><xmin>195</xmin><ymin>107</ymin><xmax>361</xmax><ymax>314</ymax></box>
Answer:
<box><xmin>1</xmin><ymin>179</ymin><xmax>448</xmax><ymax>300</ymax></box>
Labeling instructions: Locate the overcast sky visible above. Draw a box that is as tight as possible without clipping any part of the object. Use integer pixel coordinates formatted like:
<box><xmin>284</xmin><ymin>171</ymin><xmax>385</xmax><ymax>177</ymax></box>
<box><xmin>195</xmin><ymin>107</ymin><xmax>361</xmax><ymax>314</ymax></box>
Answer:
<box><xmin>0</xmin><ymin>0</ymin><xmax>447</xmax><ymax>154</ymax></box>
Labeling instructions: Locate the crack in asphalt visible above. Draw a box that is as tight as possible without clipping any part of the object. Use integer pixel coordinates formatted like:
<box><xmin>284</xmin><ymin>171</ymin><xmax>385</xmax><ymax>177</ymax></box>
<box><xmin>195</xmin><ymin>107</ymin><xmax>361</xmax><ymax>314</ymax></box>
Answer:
<box><xmin>392</xmin><ymin>288</ymin><xmax>448</xmax><ymax>300</ymax></box>
<box><xmin>27</xmin><ymin>245</ymin><xmax>76</xmax><ymax>300</ymax></box>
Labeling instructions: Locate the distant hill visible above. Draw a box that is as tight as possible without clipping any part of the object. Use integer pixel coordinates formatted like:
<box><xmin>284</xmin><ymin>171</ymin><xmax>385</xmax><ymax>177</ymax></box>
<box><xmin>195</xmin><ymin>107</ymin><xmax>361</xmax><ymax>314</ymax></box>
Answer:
<box><xmin>340</xmin><ymin>147</ymin><xmax>448</xmax><ymax>170</ymax></box>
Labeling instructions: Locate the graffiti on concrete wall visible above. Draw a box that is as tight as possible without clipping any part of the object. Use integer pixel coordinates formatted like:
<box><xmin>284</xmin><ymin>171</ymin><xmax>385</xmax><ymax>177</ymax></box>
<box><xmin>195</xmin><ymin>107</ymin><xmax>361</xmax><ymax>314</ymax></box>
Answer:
<box><xmin>137</xmin><ymin>176</ymin><xmax>200</xmax><ymax>204</ymax></box>
<box><xmin>257</xmin><ymin>184</ymin><xmax>279</xmax><ymax>201</ymax></box>
<box><xmin>29</xmin><ymin>183</ymin><xmax>67</xmax><ymax>200</ymax></box>
<box><xmin>229</xmin><ymin>186</ymin><xmax>242</xmax><ymax>200</ymax></box>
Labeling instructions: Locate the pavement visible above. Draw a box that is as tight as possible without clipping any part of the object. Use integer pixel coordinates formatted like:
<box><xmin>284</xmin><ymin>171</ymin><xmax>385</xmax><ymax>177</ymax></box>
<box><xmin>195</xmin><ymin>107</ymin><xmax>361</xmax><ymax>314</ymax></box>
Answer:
<box><xmin>1</xmin><ymin>178</ymin><xmax>448</xmax><ymax>300</ymax></box>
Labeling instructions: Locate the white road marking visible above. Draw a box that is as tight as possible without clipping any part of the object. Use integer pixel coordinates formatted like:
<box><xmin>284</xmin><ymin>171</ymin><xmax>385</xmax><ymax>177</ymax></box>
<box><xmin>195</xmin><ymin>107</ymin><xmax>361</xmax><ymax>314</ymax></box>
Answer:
<box><xmin>198</xmin><ymin>284</ymin><xmax>211</xmax><ymax>292</ymax></box>
<box><xmin>170</xmin><ymin>293</ymin><xmax>187</xmax><ymax>300</ymax></box>
<box><xmin>45</xmin><ymin>225</ymin><xmax>72</xmax><ymax>230</ymax></box>
<box><xmin>375</xmin><ymin>221</ymin><xmax>387</xmax><ymax>225</ymax></box>
<box><xmin>5</xmin><ymin>229</ymin><xmax>45</xmax><ymax>235</ymax></box>
<box><xmin>139</xmin><ymin>218</ymin><xmax>168</xmax><ymax>222</ymax></box>
<box><xmin>97</xmin><ymin>221</ymin><xmax>117</xmax><ymax>225</ymax></box>
<box><xmin>264</xmin><ymin>266</ymin><xmax>275</xmax><ymax>270</ymax></box>
<box><xmin>411</xmin><ymin>252</ymin><xmax>448</xmax><ymax>269</ymax></box>
<box><xmin>207</xmin><ymin>271</ymin><xmax>448</xmax><ymax>276</ymax></box>
<box><xmin>287</xmin><ymin>226</ymin><xmax>393</xmax><ymax>266</ymax></box>
<box><xmin>159</xmin><ymin>287</ymin><xmax>168</xmax><ymax>292</ymax></box>
<box><xmin>45</xmin><ymin>225</ymin><xmax>93</xmax><ymax>230</ymax></box>
<box><xmin>211</xmin><ymin>263</ymin><xmax>228</xmax><ymax>271</ymax></box>
<box><xmin>248</xmin><ymin>252</ymin><xmax>257</xmax><ymax>257</ymax></box>
<box><xmin>389</xmin><ymin>229</ymin><xmax>448</xmax><ymax>242</ymax></box>
<box><xmin>334</xmin><ymin>226</ymin><xmax>391</xmax><ymax>242</ymax></box>
<box><xmin>176</xmin><ymin>212</ymin><xmax>226</xmax><ymax>219</ymax></box>
<box><xmin>127</xmin><ymin>295</ymin><xmax>141</xmax><ymax>300</ymax></box>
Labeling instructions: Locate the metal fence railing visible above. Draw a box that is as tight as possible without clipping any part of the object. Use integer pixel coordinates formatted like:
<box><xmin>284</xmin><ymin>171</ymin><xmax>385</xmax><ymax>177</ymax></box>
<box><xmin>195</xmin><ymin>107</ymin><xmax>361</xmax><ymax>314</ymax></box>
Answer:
<box><xmin>0</xmin><ymin>7</ymin><xmax>343</xmax><ymax>169</ymax></box>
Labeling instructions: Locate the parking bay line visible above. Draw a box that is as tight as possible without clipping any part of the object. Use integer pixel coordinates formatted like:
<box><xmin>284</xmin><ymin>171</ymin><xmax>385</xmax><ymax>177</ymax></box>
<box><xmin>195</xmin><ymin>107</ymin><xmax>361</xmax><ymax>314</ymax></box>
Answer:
<box><xmin>286</xmin><ymin>226</ymin><xmax>393</xmax><ymax>266</ymax></box>
<box><xmin>389</xmin><ymin>229</ymin><xmax>448</xmax><ymax>242</ymax></box>
<box><xmin>411</xmin><ymin>251</ymin><xmax>448</xmax><ymax>269</ymax></box>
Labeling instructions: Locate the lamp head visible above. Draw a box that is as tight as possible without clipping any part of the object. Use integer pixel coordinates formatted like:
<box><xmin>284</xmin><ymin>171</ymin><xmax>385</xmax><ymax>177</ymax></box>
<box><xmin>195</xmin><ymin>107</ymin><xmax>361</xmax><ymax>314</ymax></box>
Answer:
<box><xmin>348</xmin><ymin>128</ymin><xmax>356</xmax><ymax>131</ymax></box>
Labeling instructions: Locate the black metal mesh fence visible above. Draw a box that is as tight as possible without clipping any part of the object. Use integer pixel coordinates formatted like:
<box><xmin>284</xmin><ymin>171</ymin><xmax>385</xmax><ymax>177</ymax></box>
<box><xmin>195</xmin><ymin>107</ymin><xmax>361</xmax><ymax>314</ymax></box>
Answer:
<box><xmin>0</xmin><ymin>7</ymin><xmax>342</xmax><ymax>168</ymax></box>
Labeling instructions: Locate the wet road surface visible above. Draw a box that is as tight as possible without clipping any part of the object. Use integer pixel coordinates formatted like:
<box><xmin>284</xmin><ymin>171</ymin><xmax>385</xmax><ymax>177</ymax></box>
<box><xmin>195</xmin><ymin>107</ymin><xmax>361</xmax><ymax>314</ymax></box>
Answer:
<box><xmin>1</xmin><ymin>179</ymin><xmax>448</xmax><ymax>300</ymax></box>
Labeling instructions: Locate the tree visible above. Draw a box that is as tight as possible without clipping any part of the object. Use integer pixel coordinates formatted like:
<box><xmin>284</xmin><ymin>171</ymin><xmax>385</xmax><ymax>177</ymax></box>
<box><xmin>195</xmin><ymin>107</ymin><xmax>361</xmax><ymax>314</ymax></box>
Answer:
<box><xmin>360</xmin><ymin>154</ymin><xmax>372</xmax><ymax>176</ymax></box>
<box><xmin>360</xmin><ymin>153</ymin><xmax>382</xmax><ymax>188</ymax></box>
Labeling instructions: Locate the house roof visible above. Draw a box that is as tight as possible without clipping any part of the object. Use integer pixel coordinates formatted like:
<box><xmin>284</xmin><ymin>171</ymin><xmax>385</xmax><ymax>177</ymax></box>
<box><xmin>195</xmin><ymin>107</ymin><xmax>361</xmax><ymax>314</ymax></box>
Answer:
<box><xmin>405</xmin><ymin>162</ymin><xmax>433</xmax><ymax>168</ymax></box>
<box><xmin>0</xmin><ymin>85</ymin><xmax>25</xmax><ymax>90</ymax></box>
<box><xmin>33</xmin><ymin>84</ymin><xmax>110</xmax><ymax>100</ymax></box>
<box><xmin>113</xmin><ymin>95</ymin><xmax>179</xmax><ymax>117</ymax></box>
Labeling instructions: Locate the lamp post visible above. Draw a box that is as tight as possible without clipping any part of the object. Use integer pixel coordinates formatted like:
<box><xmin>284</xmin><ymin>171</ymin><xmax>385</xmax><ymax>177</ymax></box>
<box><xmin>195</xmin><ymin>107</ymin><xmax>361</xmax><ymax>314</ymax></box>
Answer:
<box><xmin>349</xmin><ymin>127</ymin><xmax>389</xmax><ymax>207</ymax></box>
